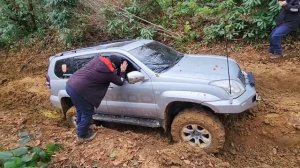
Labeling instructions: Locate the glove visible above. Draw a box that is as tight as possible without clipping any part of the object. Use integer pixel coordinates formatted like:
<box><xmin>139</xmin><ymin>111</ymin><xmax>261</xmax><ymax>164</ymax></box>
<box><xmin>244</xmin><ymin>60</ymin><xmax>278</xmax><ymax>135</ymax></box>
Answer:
<box><xmin>278</xmin><ymin>0</ymin><xmax>287</xmax><ymax>7</ymax></box>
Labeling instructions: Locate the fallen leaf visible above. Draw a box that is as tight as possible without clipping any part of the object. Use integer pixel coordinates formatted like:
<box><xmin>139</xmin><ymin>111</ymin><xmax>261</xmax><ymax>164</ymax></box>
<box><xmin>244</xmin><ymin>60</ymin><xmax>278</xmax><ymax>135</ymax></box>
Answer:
<box><xmin>184</xmin><ymin>160</ymin><xmax>191</xmax><ymax>165</ymax></box>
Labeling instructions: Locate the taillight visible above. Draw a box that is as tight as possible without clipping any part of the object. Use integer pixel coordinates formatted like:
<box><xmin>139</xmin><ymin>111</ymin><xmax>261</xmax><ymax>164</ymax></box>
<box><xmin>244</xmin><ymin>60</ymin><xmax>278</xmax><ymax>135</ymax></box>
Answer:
<box><xmin>45</xmin><ymin>74</ymin><xmax>51</xmax><ymax>89</ymax></box>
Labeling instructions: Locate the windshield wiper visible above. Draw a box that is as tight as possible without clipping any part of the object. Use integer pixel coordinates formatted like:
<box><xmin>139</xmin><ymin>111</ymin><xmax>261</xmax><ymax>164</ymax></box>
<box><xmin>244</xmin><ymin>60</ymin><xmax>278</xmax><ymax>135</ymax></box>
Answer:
<box><xmin>175</xmin><ymin>55</ymin><xmax>183</xmax><ymax>63</ymax></box>
<box><xmin>160</xmin><ymin>65</ymin><xmax>172</xmax><ymax>72</ymax></box>
<box><xmin>177</xmin><ymin>52</ymin><xmax>184</xmax><ymax>57</ymax></box>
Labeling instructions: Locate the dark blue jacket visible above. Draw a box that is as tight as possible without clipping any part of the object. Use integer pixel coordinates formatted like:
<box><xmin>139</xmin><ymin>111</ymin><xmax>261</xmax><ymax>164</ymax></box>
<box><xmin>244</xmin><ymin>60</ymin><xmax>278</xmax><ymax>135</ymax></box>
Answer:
<box><xmin>276</xmin><ymin>0</ymin><xmax>300</xmax><ymax>30</ymax></box>
<box><xmin>66</xmin><ymin>56</ymin><xmax>125</xmax><ymax>108</ymax></box>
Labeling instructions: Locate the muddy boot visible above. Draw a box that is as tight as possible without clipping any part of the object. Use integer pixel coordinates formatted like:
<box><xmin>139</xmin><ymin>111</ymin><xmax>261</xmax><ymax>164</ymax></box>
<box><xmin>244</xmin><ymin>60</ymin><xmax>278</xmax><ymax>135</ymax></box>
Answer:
<box><xmin>269</xmin><ymin>53</ymin><xmax>283</xmax><ymax>59</ymax></box>
<box><xmin>76</xmin><ymin>130</ymin><xmax>97</xmax><ymax>144</ymax></box>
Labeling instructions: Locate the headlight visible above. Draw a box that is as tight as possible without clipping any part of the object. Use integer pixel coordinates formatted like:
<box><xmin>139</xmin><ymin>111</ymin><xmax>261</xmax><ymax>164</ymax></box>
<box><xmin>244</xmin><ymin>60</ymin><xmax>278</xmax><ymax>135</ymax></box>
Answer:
<box><xmin>210</xmin><ymin>80</ymin><xmax>245</xmax><ymax>98</ymax></box>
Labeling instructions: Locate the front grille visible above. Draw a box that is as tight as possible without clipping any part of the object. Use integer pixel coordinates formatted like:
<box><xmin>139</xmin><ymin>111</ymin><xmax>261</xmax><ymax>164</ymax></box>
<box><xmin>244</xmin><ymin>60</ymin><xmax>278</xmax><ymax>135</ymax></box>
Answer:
<box><xmin>238</xmin><ymin>71</ymin><xmax>246</xmax><ymax>86</ymax></box>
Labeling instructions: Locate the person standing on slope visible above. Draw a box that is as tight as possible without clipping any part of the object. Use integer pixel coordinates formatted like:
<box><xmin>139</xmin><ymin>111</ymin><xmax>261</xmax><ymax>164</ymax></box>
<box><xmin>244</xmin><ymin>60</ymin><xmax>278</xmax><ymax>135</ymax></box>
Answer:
<box><xmin>269</xmin><ymin>0</ymin><xmax>300</xmax><ymax>58</ymax></box>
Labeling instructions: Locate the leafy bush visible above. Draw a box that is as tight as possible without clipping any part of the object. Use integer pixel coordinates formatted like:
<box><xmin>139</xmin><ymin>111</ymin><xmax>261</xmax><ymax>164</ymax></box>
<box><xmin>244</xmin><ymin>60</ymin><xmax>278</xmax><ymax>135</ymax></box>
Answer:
<box><xmin>0</xmin><ymin>132</ymin><xmax>61</xmax><ymax>168</ymax></box>
<box><xmin>0</xmin><ymin>0</ymin><xmax>290</xmax><ymax>46</ymax></box>
<box><xmin>0</xmin><ymin>0</ymin><xmax>42</xmax><ymax>47</ymax></box>
<box><xmin>159</xmin><ymin>0</ymin><xmax>280</xmax><ymax>41</ymax></box>
<box><xmin>101</xmin><ymin>0</ymin><xmax>282</xmax><ymax>42</ymax></box>
<box><xmin>102</xmin><ymin>0</ymin><xmax>159</xmax><ymax>39</ymax></box>
<box><xmin>44</xmin><ymin>0</ymin><xmax>86</xmax><ymax>46</ymax></box>
<box><xmin>0</xmin><ymin>144</ymin><xmax>61</xmax><ymax>168</ymax></box>
<box><xmin>202</xmin><ymin>0</ymin><xmax>280</xmax><ymax>41</ymax></box>
<box><xmin>0</xmin><ymin>0</ymin><xmax>85</xmax><ymax>47</ymax></box>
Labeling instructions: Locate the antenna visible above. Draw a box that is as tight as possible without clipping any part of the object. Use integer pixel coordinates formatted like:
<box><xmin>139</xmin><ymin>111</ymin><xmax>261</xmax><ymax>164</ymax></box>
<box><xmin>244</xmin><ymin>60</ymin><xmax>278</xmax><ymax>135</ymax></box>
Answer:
<box><xmin>224</xmin><ymin>23</ymin><xmax>232</xmax><ymax>95</ymax></box>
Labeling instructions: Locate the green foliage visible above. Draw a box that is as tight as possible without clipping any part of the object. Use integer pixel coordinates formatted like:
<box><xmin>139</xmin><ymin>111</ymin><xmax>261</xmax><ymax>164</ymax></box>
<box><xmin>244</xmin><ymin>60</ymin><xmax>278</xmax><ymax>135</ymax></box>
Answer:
<box><xmin>103</xmin><ymin>0</ymin><xmax>159</xmax><ymax>39</ymax></box>
<box><xmin>0</xmin><ymin>0</ymin><xmax>42</xmax><ymax>47</ymax></box>
<box><xmin>0</xmin><ymin>145</ymin><xmax>61</xmax><ymax>168</ymax></box>
<box><xmin>159</xmin><ymin>0</ymin><xmax>280</xmax><ymax>41</ymax></box>
<box><xmin>0</xmin><ymin>0</ymin><xmax>84</xmax><ymax>47</ymax></box>
<box><xmin>139</xmin><ymin>27</ymin><xmax>156</xmax><ymax>39</ymax></box>
<box><xmin>45</xmin><ymin>0</ymin><xmax>86</xmax><ymax>46</ymax></box>
<box><xmin>102</xmin><ymin>0</ymin><xmax>281</xmax><ymax>43</ymax></box>
<box><xmin>202</xmin><ymin>0</ymin><xmax>280</xmax><ymax>41</ymax></box>
<box><xmin>0</xmin><ymin>0</ymin><xmax>288</xmax><ymax>46</ymax></box>
<box><xmin>0</xmin><ymin>132</ymin><xmax>62</xmax><ymax>168</ymax></box>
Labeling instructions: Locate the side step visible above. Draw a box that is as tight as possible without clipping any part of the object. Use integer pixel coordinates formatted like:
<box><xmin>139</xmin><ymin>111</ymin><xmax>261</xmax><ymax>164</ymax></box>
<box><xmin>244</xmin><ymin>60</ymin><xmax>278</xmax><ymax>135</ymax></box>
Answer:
<box><xmin>92</xmin><ymin>114</ymin><xmax>161</xmax><ymax>128</ymax></box>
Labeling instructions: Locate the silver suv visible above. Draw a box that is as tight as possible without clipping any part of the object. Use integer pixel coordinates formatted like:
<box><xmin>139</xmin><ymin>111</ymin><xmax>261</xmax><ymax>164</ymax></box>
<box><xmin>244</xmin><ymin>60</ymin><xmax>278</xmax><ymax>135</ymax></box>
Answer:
<box><xmin>47</xmin><ymin>39</ymin><xmax>258</xmax><ymax>153</ymax></box>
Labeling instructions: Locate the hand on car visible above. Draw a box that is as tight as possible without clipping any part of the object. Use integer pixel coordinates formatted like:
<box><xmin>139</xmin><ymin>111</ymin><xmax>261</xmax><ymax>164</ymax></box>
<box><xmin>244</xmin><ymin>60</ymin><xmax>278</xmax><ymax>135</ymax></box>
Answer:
<box><xmin>278</xmin><ymin>0</ymin><xmax>287</xmax><ymax>7</ymax></box>
<box><xmin>120</xmin><ymin>60</ymin><xmax>128</xmax><ymax>72</ymax></box>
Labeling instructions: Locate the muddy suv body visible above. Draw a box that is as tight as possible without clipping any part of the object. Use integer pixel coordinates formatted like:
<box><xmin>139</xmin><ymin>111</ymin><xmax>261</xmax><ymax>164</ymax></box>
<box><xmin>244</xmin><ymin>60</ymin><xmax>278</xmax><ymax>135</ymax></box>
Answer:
<box><xmin>47</xmin><ymin>39</ymin><xmax>258</xmax><ymax>152</ymax></box>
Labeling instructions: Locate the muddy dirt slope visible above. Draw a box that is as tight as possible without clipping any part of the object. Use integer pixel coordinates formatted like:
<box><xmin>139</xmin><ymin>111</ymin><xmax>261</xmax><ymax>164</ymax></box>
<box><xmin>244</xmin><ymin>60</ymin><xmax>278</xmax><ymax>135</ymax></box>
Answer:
<box><xmin>0</xmin><ymin>42</ymin><xmax>299</xmax><ymax>167</ymax></box>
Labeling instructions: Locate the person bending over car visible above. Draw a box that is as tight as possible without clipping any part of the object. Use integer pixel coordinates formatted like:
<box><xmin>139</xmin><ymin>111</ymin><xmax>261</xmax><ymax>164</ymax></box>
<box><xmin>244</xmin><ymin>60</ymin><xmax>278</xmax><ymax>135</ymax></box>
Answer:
<box><xmin>66</xmin><ymin>55</ymin><xmax>128</xmax><ymax>143</ymax></box>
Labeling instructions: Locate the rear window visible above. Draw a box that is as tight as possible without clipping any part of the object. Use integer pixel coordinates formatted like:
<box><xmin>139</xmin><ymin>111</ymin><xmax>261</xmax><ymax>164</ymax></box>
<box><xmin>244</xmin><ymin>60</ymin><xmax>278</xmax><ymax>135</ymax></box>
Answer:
<box><xmin>54</xmin><ymin>54</ymin><xmax>97</xmax><ymax>78</ymax></box>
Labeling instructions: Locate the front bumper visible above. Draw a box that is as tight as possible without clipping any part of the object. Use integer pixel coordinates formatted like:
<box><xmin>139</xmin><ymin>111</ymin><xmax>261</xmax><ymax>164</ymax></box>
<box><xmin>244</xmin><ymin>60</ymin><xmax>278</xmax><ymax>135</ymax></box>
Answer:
<box><xmin>203</xmin><ymin>72</ymin><xmax>258</xmax><ymax>114</ymax></box>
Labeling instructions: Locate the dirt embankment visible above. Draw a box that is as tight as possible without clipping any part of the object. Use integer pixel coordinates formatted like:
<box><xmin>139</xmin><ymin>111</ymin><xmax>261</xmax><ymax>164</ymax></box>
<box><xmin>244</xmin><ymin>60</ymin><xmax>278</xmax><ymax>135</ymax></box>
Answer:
<box><xmin>0</xmin><ymin>42</ymin><xmax>299</xmax><ymax>167</ymax></box>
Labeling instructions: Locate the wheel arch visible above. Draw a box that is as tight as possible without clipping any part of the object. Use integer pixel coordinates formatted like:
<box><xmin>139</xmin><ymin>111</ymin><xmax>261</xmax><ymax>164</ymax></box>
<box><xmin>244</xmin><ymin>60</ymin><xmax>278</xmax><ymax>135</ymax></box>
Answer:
<box><xmin>61</xmin><ymin>97</ymin><xmax>73</xmax><ymax>119</ymax></box>
<box><xmin>163</xmin><ymin>101</ymin><xmax>215</xmax><ymax>132</ymax></box>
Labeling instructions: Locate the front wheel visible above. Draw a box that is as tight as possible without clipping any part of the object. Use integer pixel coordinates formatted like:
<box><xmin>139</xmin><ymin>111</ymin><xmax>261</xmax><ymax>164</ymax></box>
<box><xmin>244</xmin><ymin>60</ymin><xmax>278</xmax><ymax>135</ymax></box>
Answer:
<box><xmin>171</xmin><ymin>109</ymin><xmax>225</xmax><ymax>153</ymax></box>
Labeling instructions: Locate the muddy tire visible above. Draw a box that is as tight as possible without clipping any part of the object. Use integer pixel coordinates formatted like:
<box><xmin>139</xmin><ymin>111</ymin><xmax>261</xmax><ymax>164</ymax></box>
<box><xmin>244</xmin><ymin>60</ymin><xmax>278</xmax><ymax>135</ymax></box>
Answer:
<box><xmin>66</xmin><ymin>107</ymin><xmax>77</xmax><ymax>128</ymax></box>
<box><xmin>171</xmin><ymin>109</ymin><xmax>225</xmax><ymax>153</ymax></box>
<box><xmin>66</xmin><ymin>107</ymin><xmax>96</xmax><ymax>128</ymax></box>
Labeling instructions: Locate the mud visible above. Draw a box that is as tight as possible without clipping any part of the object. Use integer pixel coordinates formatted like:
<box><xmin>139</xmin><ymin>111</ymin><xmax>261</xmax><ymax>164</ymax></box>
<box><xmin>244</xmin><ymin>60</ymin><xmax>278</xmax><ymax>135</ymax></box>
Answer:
<box><xmin>0</xmin><ymin>42</ymin><xmax>299</xmax><ymax>167</ymax></box>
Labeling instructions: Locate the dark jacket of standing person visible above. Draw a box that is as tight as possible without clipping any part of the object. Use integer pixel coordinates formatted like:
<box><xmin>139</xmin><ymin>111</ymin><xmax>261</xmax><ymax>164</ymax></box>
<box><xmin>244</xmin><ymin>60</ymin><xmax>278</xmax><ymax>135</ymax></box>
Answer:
<box><xmin>276</xmin><ymin>0</ymin><xmax>300</xmax><ymax>30</ymax></box>
<box><xmin>67</xmin><ymin>56</ymin><xmax>125</xmax><ymax>108</ymax></box>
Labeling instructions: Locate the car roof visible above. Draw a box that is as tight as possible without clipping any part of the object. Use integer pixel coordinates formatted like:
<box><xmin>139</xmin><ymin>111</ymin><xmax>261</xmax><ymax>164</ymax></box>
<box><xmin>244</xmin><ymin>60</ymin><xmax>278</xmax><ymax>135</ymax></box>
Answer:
<box><xmin>55</xmin><ymin>39</ymin><xmax>154</xmax><ymax>57</ymax></box>
<box><xmin>118</xmin><ymin>39</ymin><xmax>153</xmax><ymax>51</ymax></box>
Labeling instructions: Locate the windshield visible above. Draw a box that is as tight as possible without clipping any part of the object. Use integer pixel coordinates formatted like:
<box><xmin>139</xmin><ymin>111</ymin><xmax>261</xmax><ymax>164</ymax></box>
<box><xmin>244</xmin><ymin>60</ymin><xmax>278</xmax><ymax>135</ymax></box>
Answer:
<box><xmin>129</xmin><ymin>42</ymin><xmax>183</xmax><ymax>73</ymax></box>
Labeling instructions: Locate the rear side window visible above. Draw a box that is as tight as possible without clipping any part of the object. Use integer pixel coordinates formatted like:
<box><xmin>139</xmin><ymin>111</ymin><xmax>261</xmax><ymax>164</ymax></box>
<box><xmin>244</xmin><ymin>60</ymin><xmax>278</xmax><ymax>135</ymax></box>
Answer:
<box><xmin>54</xmin><ymin>58</ymin><xmax>73</xmax><ymax>78</ymax></box>
<box><xmin>54</xmin><ymin>54</ymin><xmax>98</xmax><ymax>78</ymax></box>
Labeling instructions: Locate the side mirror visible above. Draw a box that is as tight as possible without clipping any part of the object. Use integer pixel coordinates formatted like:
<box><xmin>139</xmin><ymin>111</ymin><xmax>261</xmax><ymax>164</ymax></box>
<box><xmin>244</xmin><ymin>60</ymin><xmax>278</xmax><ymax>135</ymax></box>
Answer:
<box><xmin>127</xmin><ymin>71</ymin><xmax>145</xmax><ymax>84</ymax></box>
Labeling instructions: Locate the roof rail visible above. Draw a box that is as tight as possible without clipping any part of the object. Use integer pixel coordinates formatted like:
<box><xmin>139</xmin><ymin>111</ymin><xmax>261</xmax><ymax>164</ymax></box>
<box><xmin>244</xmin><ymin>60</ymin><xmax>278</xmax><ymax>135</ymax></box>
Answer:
<box><xmin>87</xmin><ymin>38</ymin><xmax>134</xmax><ymax>47</ymax></box>
<box><xmin>55</xmin><ymin>39</ymin><xmax>134</xmax><ymax>57</ymax></box>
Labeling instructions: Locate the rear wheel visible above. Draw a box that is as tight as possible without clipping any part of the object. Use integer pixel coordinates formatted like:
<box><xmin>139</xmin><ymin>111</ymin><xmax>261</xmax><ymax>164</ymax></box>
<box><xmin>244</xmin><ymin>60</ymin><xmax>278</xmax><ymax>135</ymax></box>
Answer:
<box><xmin>171</xmin><ymin>109</ymin><xmax>225</xmax><ymax>153</ymax></box>
<box><xmin>66</xmin><ymin>107</ymin><xmax>96</xmax><ymax>128</ymax></box>
<box><xmin>66</xmin><ymin>107</ymin><xmax>77</xmax><ymax>128</ymax></box>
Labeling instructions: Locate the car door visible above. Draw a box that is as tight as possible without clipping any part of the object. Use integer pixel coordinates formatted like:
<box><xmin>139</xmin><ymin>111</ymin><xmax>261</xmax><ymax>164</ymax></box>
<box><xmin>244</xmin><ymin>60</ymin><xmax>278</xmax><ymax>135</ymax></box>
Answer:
<box><xmin>103</xmin><ymin>54</ymin><xmax>157</xmax><ymax>118</ymax></box>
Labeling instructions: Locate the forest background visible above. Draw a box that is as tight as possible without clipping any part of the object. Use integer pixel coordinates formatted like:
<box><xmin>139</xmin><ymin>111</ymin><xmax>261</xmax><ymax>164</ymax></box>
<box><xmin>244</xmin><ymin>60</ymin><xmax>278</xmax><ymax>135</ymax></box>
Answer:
<box><xmin>1</xmin><ymin>0</ymin><xmax>298</xmax><ymax>49</ymax></box>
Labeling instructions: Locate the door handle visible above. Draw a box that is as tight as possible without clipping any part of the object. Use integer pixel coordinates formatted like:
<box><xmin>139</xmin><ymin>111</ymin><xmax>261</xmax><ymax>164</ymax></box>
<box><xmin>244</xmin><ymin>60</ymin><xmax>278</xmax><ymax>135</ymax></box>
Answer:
<box><xmin>109</xmin><ymin>86</ymin><xmax>114</xmax><ymax>88</ymax></box>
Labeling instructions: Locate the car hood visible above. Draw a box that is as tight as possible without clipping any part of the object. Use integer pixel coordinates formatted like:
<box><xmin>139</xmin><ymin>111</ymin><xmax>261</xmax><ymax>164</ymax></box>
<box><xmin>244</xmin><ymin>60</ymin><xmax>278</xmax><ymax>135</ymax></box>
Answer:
<box><xmin>161</xmin><ymin>54</ymin><xmax>241</xmax><ymax>81</ymax></box>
